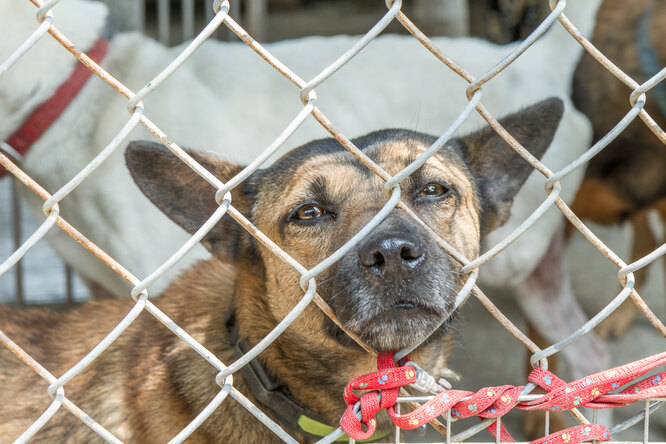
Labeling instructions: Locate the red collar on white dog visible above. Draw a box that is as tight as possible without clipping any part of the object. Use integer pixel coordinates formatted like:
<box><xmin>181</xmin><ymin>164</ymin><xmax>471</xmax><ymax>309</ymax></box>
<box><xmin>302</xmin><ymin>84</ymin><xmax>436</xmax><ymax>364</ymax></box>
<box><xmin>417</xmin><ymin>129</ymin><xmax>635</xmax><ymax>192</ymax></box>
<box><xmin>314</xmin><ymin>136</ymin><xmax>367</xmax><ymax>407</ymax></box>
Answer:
<box><xmin>0</xmin><ymin>37</ymin><xmax>109</xmax><ymax>178</ymax></box>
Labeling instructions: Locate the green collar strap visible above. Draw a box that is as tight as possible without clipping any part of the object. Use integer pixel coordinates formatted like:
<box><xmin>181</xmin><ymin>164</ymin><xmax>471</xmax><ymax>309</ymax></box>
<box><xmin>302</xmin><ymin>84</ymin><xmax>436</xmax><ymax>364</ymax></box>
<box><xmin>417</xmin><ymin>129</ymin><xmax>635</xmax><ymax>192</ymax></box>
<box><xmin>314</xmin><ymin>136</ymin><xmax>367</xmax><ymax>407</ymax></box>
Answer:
<box><xmin>297</xmin><ymin>415</ymin><xmax>391</xmax><ymax>442</ymax></box>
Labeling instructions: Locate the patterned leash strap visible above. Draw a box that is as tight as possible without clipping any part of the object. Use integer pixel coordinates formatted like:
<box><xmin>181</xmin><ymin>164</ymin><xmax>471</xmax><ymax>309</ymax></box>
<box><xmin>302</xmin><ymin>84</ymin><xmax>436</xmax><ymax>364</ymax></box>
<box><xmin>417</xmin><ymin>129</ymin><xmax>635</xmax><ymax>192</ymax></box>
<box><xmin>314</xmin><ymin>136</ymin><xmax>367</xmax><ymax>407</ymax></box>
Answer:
<box><xmin>340</xmin><ymin>351</ymin><xmax>666</xmax><ymax>443</ymax></box>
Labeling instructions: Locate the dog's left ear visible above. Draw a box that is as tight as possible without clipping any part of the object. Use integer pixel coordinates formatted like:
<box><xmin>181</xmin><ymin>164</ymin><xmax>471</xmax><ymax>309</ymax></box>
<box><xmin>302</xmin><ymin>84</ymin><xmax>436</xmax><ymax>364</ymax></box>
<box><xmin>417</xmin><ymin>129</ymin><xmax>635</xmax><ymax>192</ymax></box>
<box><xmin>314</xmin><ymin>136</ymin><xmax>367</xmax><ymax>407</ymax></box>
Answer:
<box><xmin>125</xmin><ymin>141</ymin><xmax>253</xmax><ymax>262</ymax></box>
<box><xmin>458</xmin><ymin>97</ymin><xmax>564</xmax><ymax>236</ymax></box>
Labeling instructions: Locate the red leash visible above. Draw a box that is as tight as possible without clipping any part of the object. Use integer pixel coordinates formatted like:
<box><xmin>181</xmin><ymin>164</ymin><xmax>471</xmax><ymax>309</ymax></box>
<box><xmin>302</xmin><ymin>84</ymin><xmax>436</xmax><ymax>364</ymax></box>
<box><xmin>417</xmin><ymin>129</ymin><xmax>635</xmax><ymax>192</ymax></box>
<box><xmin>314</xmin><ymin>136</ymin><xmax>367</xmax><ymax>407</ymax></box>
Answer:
<box><xmin>341</xmin><ymin>351</ymin><xmax>666</xmax><ymax>443</ymax></box>
<box><xmin>0</xmin><ymin>37</ymin><xmax>109</xmax><ymax>178</ymax></box>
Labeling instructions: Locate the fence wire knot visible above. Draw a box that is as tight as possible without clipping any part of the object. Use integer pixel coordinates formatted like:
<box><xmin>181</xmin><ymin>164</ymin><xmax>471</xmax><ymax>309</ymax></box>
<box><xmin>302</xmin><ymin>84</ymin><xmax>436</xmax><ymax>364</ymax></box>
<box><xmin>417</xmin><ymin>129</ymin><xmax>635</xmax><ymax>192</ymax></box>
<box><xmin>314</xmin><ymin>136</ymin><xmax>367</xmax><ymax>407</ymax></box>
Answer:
<box><xmin>340</xmin><ymin>351</ymin><xmax>666</xmax><ymax>443</ymax></box>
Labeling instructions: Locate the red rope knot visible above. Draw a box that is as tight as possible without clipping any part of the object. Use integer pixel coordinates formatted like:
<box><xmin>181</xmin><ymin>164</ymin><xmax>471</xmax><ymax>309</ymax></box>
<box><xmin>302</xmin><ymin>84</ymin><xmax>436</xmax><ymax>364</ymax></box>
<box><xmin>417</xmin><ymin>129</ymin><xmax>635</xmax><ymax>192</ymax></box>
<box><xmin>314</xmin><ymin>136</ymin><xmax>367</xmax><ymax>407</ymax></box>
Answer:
<box><xmin>340</xmin><ymin>351</ymin><xmax>666</xmax><ymax>443</ymax></box>
<box><xmin>339</xmin><ymin>351</ymin><xmax>521</xmax><ymax>440</ymax></box>
<box><xmin>340</xmin><ymin>352</ymin><xmax>416</xmax><ymax>440</ymax></box>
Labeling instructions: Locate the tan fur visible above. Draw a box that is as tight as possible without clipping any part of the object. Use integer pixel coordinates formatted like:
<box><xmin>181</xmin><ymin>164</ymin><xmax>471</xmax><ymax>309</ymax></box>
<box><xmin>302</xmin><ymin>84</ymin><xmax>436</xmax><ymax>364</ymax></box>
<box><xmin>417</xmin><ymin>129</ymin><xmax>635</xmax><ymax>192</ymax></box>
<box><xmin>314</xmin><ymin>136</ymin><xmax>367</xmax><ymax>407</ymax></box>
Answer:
<box><xmin>569</xmin><ymin>179</ymin><xmax>633</xmax><ymax>226</ymax></box>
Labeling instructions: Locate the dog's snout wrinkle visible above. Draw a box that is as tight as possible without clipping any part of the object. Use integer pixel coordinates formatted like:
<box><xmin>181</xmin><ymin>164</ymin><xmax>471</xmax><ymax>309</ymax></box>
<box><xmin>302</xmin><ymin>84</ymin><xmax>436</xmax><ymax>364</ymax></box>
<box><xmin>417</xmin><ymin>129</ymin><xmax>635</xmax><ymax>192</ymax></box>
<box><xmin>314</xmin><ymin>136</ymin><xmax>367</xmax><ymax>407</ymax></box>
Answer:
<box><xmin>359</xmin><ymin>234</ymin><xmax>425</xmax><ymax>277</ymax></box>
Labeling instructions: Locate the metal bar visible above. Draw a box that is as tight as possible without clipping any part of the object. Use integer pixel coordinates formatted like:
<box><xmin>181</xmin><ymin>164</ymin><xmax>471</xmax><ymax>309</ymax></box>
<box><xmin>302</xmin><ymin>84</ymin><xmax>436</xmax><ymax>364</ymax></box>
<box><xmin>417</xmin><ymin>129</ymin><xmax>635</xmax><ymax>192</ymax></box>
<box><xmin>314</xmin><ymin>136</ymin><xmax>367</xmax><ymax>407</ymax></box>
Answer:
<box><xmin>394</xmin><ymin>402</ymin><xmax>401</xmax><ymax>444</ymax></box>
<box><xmin>10</xmin><ymin>178</ymin><xmax>24</xmax><ymax>306</ymax></box>
<box><xmin>136</xmin><ymin>0</ymin><xmax>145</xmax><ymax>33</ymax></box>
<box><xmin>158</xmin><ymin>0</ymin><xmax>171</xmax><ymax>45</ymax></box>
<box><xmin>643</xmin><ymin>399</ymin><xmax>650</xmax><ymax>444</ymax></box>
<box><xmin>245</xmin><ymin>0</ymin><xmax>266</xmax><ymax>42</ymax></box>
<box><xmin>65</xmin><ymin>264</ymin><xmax>74</xmax><ymax>304</ymax></box>
<box><xmin>181</xmin><ymin>0</ymin><xmax>195</xmax><ymax>41</ymax></box>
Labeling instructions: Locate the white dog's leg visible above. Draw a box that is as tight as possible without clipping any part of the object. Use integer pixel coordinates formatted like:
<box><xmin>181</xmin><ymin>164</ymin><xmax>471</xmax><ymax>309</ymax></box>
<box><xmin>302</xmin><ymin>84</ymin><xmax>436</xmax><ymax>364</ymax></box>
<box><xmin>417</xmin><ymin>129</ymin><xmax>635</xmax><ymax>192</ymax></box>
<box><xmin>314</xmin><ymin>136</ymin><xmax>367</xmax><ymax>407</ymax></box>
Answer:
<box><xmin>516</xmin><ymin>225</ymin><xmax>610</xmax><ymax>378</ymax></box>
<box><xmin>516</xmin><ymin>226</ymin><xmax>613</xmax><ymax>427</ymax></box>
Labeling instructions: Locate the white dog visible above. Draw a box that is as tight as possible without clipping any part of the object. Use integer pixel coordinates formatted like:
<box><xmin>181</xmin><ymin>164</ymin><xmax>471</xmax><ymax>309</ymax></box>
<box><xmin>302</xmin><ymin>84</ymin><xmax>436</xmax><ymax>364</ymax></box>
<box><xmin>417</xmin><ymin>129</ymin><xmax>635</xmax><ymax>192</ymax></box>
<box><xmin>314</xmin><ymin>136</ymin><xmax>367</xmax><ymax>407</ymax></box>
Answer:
<box><xmin>1</xmin><ymin>0</ymin><xmax>606</xmax><ymax>385</ymax></box>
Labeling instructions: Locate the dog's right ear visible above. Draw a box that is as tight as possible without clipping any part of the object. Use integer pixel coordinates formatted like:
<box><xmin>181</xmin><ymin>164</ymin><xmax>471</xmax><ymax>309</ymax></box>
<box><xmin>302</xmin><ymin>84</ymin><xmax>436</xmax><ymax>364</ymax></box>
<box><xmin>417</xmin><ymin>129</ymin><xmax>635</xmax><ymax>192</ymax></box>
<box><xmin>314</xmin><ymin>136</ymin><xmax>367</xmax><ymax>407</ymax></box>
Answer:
<box><xmin>457</xmin><ymin>97</ymin><xmax>564</xmax><ymax>236</ymax></box>
<box><xmin>125</xmin><ymin>141</ymin><xmax>252</xmax><ymax>262</ymax></box>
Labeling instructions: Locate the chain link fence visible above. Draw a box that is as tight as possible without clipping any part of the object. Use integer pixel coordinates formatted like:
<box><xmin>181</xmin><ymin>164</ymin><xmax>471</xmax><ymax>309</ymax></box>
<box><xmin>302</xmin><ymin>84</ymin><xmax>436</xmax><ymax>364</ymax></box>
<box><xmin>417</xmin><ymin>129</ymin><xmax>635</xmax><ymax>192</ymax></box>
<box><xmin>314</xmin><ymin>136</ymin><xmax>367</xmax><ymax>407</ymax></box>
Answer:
<box><xmin>0</xmin><ymin>0</ymin><xmax>665</xmax><ymax>442</ymax></box>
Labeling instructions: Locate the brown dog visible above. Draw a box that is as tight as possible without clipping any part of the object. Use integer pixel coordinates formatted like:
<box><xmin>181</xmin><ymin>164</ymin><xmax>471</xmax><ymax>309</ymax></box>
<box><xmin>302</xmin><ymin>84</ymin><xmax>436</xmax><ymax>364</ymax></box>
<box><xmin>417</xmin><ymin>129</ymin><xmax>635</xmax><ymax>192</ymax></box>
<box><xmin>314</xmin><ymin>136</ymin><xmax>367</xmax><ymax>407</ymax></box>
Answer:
<box><xmin>571</xmin><ymin>0</ymin><xmax>666</xmax><ymax>338</ymax></box>
<box><xmin>0</xmin><ymin>98</ymin><xmax>563</xmax><ymax>443</ymax></box>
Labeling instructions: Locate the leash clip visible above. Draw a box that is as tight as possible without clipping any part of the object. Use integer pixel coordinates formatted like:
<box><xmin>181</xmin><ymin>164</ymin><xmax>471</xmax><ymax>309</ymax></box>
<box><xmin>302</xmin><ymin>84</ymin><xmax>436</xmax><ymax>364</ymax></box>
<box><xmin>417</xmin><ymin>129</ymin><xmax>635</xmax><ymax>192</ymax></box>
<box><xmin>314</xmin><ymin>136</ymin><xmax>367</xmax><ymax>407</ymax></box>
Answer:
<box><xmin>404</xmin><ymin>361</ymin><xmax>451</xmax><ymax>394</ymax></box>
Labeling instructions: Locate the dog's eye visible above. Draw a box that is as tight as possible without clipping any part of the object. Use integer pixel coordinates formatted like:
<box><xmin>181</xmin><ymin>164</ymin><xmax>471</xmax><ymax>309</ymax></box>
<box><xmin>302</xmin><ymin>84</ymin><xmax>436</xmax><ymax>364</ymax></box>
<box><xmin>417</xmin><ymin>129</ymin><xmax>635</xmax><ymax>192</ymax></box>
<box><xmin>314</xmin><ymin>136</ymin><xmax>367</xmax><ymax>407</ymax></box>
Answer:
<box><xmin>294</xmin><ymin>204</ymin><xmax>324</xmax><ymax>220</ymax></box>
<box><xmin>419</xmin><ymin>183</ymin><xmax>449</xmax><ymax>197</ymax></box>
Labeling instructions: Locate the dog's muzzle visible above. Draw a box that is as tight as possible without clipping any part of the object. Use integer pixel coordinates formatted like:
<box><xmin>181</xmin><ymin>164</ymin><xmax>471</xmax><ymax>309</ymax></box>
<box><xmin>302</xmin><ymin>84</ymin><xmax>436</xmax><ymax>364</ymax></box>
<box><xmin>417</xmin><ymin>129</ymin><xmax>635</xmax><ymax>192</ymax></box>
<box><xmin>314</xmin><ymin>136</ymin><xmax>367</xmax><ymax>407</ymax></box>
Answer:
<box><xmin>324</xmin><ymin>216</ymin><xmax>459</xmax><ymax>351</ymax></box>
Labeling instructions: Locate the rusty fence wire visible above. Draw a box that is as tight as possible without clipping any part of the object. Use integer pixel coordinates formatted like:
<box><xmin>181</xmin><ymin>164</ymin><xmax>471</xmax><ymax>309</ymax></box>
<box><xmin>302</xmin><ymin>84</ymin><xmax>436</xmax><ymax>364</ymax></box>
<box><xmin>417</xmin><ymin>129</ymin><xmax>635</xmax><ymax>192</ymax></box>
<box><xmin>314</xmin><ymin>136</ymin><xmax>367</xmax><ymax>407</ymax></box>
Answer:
<box><xmin>0</xmin><ymin>0</ymin><xmax>665</xmax><ymax>443</ymax></box>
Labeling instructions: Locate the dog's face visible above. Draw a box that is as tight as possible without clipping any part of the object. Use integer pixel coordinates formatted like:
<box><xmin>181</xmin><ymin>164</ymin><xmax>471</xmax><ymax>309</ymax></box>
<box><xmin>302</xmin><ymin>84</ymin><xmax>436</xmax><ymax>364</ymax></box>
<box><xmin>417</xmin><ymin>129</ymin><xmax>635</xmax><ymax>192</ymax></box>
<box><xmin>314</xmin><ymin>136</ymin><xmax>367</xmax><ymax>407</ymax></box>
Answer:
<box><xmin>126</xmin><ymin>98</ymin><xmax>563</xmax><ymax>352</ymax></box>
<box><xmin>250</xmin><ymin>132</ymin><xmax>480</xmax><ymax>351</ymax></box>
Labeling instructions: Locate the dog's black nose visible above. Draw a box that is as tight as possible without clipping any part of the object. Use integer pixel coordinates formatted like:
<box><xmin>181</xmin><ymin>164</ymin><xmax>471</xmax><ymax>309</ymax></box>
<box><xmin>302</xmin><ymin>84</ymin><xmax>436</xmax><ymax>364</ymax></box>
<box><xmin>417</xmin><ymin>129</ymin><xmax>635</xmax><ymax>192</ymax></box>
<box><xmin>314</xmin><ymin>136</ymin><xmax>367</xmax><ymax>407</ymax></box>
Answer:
<box><xmin>360</xmin><ymin>235</ymin><xmax>425</xmax><ymax>276</ymax></box>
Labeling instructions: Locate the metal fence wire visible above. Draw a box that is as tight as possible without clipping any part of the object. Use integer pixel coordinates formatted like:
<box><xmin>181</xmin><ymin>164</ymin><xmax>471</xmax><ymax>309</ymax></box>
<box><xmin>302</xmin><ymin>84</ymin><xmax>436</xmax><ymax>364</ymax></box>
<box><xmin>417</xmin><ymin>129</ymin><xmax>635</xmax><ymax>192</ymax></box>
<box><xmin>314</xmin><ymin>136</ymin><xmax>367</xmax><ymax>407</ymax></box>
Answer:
<box><xmin>0</xmin><ymin>0</ymin><xmax>665</xmax><ymax>443</ymax></box>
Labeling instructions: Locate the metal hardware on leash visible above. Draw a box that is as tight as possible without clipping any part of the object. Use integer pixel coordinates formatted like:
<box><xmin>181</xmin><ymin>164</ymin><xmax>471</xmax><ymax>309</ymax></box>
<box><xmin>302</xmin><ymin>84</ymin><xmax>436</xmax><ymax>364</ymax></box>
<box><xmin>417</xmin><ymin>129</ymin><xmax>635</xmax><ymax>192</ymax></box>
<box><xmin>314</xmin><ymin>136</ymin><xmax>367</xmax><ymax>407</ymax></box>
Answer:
<box><xmin>404</xmin><ymin>361</ymin><xmax>451</xmax><ymax>394</ymax></box>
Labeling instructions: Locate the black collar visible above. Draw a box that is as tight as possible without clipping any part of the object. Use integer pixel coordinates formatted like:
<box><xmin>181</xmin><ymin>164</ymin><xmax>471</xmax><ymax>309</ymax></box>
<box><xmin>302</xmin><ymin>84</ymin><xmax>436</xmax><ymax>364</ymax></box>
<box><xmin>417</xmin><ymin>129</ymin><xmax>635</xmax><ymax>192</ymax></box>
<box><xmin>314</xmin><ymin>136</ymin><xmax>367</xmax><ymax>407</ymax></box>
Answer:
<box><xmin>223</xmin><ymin>308</ymin><xmax>393</xmax><ymax>442</ymax></box>
<box><xmin>223</xmin><ymin>308</ymin><xmax>329</xmax><ymax>435</ymax></box>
